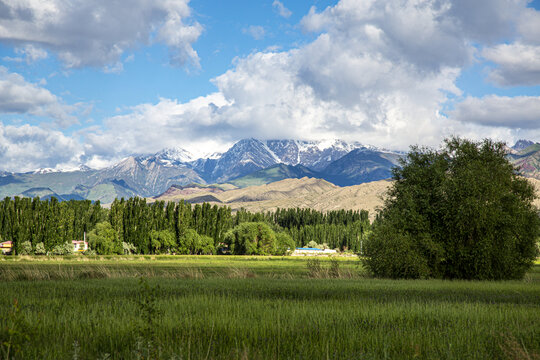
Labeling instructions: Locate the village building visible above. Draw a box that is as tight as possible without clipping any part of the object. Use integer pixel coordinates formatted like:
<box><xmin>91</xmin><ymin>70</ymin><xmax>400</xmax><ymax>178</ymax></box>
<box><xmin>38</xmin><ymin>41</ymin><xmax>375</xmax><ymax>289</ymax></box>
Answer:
<box><xmin>291</xmin><ymin>247</ymin><xmax>337</xmax><ymax>256</ymax></box>
<box><xmin>0</xmin><ymin>240</ymin><xmax>12</xmax><ymax>255</ymax></box>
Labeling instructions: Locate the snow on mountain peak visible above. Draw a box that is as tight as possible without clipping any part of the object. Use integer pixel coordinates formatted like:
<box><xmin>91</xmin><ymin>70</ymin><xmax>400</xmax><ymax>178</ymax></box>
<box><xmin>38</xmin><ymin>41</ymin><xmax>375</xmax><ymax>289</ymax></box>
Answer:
<box><xmin>155</xmin><ymin>147</ymin><xmax>194</xmax><ymax>163</ymax></box>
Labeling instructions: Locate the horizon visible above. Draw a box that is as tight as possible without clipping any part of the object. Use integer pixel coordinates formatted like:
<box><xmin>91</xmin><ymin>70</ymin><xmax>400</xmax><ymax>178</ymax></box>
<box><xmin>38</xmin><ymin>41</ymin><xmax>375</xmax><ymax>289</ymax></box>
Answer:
<box><xmin>1</xmin><ymin>0</ymin><xmax>540</xmax><ymax>172</ymax></box>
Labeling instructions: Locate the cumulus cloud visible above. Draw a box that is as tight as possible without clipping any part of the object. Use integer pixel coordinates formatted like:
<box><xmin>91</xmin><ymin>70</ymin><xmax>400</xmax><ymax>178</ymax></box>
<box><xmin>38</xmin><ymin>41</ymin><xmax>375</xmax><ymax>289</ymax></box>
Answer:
<box><xmin>272</xmin><ymin>1</ymin><xmax>292</xmax><ymax>18</ymax></box>
<box><xmin>482</xmin><ymin>43</ymin><xmax>540</xmax><ymax>86</ymax></box>
<box><xmin>84</xmin><ymin>0</ymin><xmax>478</xmax><ymax>159</ymax></box>
<box><xmin>83</xmin><ymin>93</ymin><xmax>232</xmax><ymax>160</ymax></box>
<box><xmin>0</xmin><ymin>123</ymin><xmax>82</xmax><ymax>172</ymax></box>
<box><xmin>450</xmin><ymin>95</ymin><xmax>540</xmax><ymax>129</ymax></box>
<box><xmin>3</xmin><ymin>0</ymin><xmax>540</xmax><ymax>171</ymax></box>
<box><xmin>479</xmin><ymin>2</ymin><xmax>540</xmax><ymax>86</ymax></box>
<box><xmin>0</xmin><ymin>0</ymin><xmax>202</xmax><ymax>70</ymax></box>
<box><xmin>0</xmin><ymin>66</ymin><xmax>77</xmax><ymax>127</ymax></box>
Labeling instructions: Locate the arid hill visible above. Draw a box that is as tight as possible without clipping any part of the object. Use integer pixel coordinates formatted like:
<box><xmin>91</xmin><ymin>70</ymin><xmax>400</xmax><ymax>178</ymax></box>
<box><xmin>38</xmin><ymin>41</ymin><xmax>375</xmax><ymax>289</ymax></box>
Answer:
<box><xmin>153</xmin><ymin>177</ymin><xmax>391</xmax><ymax>219</ymax></box>
<box><xmin>153</xmin><ymin>176</ymin><xmax>540</xmax><ymax>220</ymax></box>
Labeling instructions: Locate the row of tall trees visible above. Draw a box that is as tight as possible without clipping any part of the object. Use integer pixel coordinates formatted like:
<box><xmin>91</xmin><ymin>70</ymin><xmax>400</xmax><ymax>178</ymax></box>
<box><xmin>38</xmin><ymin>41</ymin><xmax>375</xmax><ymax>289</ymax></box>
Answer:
<box><xmin>0</xmin><ymin>197</ymin><xmax>105</xmax><ymax>254</ymax></box>
<box><xmin>0</xmin><ymin>196</ymin><xmax>370</xmax><ymax>255</ymax></box>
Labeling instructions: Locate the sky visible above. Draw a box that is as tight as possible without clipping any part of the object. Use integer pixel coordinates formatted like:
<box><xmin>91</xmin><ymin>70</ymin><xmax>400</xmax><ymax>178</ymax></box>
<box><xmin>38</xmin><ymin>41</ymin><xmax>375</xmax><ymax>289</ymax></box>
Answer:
<box><xmin>0</xmin><ymin>0</ymin><xmax>540</xmax><ymax>172</ymax></box>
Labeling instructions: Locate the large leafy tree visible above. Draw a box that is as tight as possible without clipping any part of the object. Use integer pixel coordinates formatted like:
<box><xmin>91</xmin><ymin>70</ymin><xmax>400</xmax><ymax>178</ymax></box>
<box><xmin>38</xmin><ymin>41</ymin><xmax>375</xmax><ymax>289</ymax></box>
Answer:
<box><xmin>364</xmin><ymin>137</ymin><xmax>540</xmax><ymax>280</ymax></box>
<box><xmin>225</xmin><ymin>222</ymin><xmax>277</xmax><ymax>255</ymax></box>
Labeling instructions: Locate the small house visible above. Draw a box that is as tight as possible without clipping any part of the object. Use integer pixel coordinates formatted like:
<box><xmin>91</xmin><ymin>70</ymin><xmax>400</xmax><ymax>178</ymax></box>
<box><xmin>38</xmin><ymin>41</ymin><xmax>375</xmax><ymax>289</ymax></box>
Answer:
<box><xmin>0</xmin><ymin>241</ymin><xmax>13</xmax><ymax>255</ymax></box>
<box><xmin>292</xmin><ymin>247</ymin><xmax>337</xmax><ymax>256</ymax></box>
<box><xmin>72</xmin><ymin>240</ymin><xmax>88</xmax><ymax>252</ymax></box>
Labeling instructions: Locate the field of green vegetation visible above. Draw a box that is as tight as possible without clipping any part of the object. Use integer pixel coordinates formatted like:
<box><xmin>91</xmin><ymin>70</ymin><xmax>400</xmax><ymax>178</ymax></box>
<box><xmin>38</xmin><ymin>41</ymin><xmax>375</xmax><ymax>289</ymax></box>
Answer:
<box><xmin>1</xmin><ymin>256</ymin><xmax>539</xmax><ymax>359</ymax></box>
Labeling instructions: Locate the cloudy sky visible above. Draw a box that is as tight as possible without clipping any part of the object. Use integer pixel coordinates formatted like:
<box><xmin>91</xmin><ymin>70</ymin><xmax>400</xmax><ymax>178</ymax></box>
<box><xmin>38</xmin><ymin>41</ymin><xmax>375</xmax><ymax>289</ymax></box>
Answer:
<box><xmin>1</xmin><ymin>0</ymin><xmax>540</xmax><ymax>172</ymax></box>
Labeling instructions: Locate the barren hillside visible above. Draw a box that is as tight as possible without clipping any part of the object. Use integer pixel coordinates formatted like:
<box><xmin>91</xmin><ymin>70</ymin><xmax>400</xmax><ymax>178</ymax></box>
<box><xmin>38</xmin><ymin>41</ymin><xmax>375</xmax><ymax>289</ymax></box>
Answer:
<box><xmin>152</xmin><ymin>176</ymin><xmax>540</xmax><ymax>220</ymax></box>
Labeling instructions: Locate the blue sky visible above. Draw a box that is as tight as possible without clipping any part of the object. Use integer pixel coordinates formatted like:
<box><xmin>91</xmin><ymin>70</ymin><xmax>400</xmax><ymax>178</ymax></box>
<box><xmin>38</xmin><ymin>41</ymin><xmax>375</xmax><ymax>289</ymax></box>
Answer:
<box><xmin>0</xmin><ymin>0</ymin><xmax>539</xmax><ymax>171</ymax></box>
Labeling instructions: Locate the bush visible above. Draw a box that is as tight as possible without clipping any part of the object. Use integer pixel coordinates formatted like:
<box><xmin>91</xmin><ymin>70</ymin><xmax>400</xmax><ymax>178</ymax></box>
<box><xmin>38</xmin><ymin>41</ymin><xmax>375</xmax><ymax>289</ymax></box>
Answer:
<box><xmin>19</xmin><ymin>241</ymin><xmax>33</xmax><ymax>255</ymax></box>
<box><xmin>363</xmin><ymin>137</ymin><xmax>540</xmax><ymax>280</ymax></box>
<box><xmin>363</xmin><ymin>223</ymin><xmax>432</xmax><ymax>279</ymax></box>
<box><xmin>51</xmin><ymin>242</ymin><xmax>74</xmax><ymax>256</ymax></box>
<box><xmin>34</xmin><ymin>242</ymin><xmax>46</xmax><ymax>255</ymax></box>
<box><xmin>122</xmin><ymin>242</ymin><xmax>137</xmax><ymax>255</ymax></box>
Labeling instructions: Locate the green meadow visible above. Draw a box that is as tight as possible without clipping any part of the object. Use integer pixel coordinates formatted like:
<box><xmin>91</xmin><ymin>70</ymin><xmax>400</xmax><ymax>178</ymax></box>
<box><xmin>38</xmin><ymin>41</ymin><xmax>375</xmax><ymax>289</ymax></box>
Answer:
<box><xmin>1</xmin><ymin>256</ymin><xmax>539</xmax><ymax>359</ymax></box>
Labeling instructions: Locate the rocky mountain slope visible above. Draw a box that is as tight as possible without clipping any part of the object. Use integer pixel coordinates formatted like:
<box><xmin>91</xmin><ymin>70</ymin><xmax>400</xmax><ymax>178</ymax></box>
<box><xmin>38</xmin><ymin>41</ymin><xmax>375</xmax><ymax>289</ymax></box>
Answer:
<box><xmin>4</xmin><ymin>138</ymin><xmax>539</xmax><ymax>204</ymax></box>
<box><xmin>0</xmin><ymin>138</ymin><xmax>401</xmax><ymax>201</ymax></box>
<box><xmin>508</xmin><ymin>142</ymin><xmax>540</xmax><ymax>180</ymax></box>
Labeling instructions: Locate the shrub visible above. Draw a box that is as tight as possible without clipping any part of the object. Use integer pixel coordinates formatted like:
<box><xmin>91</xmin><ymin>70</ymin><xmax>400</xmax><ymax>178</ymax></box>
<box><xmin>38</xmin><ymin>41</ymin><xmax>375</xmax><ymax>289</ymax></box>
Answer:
<box><xmin>363</xmin><ymin>137</ymin><xmax>540</xmax><ymax>280</ymax></box>
<box><xmin>51</xmin><ymin>242</ymin><xmax>74</xmax><ymax>255</ymax></box>
<box><xmin>18</xmin><ymin>241</ymin><xmax>33</xmax><ymax>255</ymax></box>
<box><xmin>34</xmin><ymin>242</ymin><xmax>46</xmax><ymax>255</ymax></box>
<box><xmin>306</xmin><ymin>240</ymin><xmax>319</xmax><ymax>248</ymax></box>
<box><xmin>178</xmin><ymin>229</ymin><xmax>201</xmax><ymax>254</ymax></box>
<box><xmin>122</xmin><ymin>242</ymin><xmax>137</xmax><ymax>255</ymax></box>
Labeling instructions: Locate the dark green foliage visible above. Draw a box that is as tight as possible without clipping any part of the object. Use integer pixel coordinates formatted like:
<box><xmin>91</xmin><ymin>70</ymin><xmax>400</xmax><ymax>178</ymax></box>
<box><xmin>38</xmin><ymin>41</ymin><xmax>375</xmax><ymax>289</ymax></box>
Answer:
<box><xmin>225</xmin><ymin>222</ymin><xmax>277</xmax><ymax>255</ymax></box>
<box><xmin>87</xmin><ymin>222</ymin><xmax>121</xmax><ymax>255</ymax></box>
<box><xmin>150</xmin><ymin>229</ymin><xmax>176</xmax><ymax>254</ymax></box>
<box><xmin>0</xmin><ymin>197</ymin><xmax>104</xmax><ymax>254</ymax></box>
<box><xmin>364</xmin><ymin>137</ymin><xmax>540</xmax><ymax>280</ymax></box>
<box><xmin>178</xmin><ymin>229</ymin><xmax>216</xmax><ymax>255</ymax></box>
<box><xmin>0</xmin><ymin>194</ymin><xmax>372</xmax><ymax>255</ymax></box>
<box><xmin>275</xmin><ymin>232</ymin><xmax>295</xmax><ymax>255</ymax></box>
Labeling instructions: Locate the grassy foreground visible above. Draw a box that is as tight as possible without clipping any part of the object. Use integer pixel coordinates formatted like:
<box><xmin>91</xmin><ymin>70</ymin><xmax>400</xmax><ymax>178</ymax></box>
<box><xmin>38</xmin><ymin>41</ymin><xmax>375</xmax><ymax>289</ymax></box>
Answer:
<box><xmin>0</xmin><ymin>256</ymin><xmax>539</xmax><ymax>359</ymax></box>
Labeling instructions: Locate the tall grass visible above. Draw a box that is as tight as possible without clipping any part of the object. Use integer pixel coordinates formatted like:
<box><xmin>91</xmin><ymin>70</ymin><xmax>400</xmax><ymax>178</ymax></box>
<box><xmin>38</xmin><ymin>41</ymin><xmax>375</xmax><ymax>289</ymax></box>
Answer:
<box><xmin>0</xmin><ymin>259</ymin><xmax>538</xmax><ymax>359</ymax></box>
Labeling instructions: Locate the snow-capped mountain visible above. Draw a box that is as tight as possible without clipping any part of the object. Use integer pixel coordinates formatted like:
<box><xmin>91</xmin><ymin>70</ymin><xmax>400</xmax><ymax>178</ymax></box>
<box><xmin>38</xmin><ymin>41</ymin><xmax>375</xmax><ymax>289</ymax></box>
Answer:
<box><xmin>512</xmin><ymin>139</ymin><xmax>536</xmax><ymax>151</ymax></box>
<box><xmin>3</xmin><ymin>138</ymin><xmax>405</xmax><ymax>201</ymax></box>
<box><xmin>198</xmin><ymin>139</ymin><xmax>281</xmax><ymax>183</ymax></box>
<box><xmin>138</xmin><ymin>147</ymin><xmax>195</xmax><ymax>167</ymax></box>
<box><xmin>266</xmin><ymin>139</ymin><xmax>371</xmax><ymax>171</ymax></box>
<box><xmin>189</xmin><ymin>138</ymin><xmax>391</xmax><ymax>183</ymax></box>
<box><xmin>86</xmin><ymin>154</ymin><xmax>204</xmax><ymax>197</ymax></box>
<box><xmin>32</xmin><ymin>168</ymin><xmax>57</xmax><ymax>174</ymax></box>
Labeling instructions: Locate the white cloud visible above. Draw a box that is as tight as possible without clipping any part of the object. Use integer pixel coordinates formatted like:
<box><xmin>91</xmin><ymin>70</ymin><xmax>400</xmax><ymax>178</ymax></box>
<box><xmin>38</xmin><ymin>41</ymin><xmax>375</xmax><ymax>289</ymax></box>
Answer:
<box><xmin>3</xmin><ymin>0</ymin><xmax>540</xmax><ymax>171</ymax></box>
<box><xmin>0</xmin><ymin>123</ymin><xmax>82</xmax><ymax>172</ymax></box>
<box><xmin>479</xmin><ymin>3</ymin><xmax>540</xmax><ymax>86</ymax></box>
<box><xmin>273</xmin><ymin>1</ymin><xmax>292</xmax><ymax>18</ymax></box>
<box><xmin>482</xmin><ymin>43</ymin><xmax>540</xmax><ymax>87</ymax></box>
<box><xmin>243</xmin><ymin>26</ymin><xmax>265</xmax><ymax>40</ymax></box>
<box><xmin>0</xmin><ymin>0</ymin><xmax>202</xmax><ymax>70</ymax></box>
<box><xmin>450</xmin><ymin>95</ymin><xmax>540</xmax><ymax>129</ymax></box>
<box><xmin>0</xmin><ymin>66</ymin><xmax>77</xmax><ymax>127</ymax></box>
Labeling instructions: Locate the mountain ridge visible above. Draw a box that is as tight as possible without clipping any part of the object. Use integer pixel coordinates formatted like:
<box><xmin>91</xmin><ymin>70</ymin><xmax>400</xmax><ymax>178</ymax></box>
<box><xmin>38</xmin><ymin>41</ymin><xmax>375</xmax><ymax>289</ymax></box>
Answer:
<box><xmin>3</xmin><ymin>138</ymin><xmax>540</xmax><ymax>204</ymax></box>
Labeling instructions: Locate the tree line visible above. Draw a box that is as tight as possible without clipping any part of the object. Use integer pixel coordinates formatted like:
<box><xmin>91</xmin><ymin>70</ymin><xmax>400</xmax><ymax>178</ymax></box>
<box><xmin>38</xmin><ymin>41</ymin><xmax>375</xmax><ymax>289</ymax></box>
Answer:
<box><xmin>0</xmin><ymin>196</ymin><xmax>370</xmax><ymax>255</ymax></box>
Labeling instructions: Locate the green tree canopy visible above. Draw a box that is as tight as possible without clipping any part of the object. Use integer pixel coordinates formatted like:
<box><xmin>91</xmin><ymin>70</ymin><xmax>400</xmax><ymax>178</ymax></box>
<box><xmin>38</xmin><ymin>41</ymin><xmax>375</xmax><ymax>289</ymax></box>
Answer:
<box><xmin>87</xmin><ymin>221</ymin><xmax>121</xmax><ymax>255</ymax></box>
<box><xmin>150</xmin><ymin>230</ymin><xmax>176</xmax><ymax>254</ymax></box>
<box><xmin>364</xmin><ymin>137</ymin><xmax>540</xmax><ymax>280</ymax></box>
<box><xmin>224</xmin><ymin>222</ymin><xmax>277</xmax><ymax>255</ymax></box>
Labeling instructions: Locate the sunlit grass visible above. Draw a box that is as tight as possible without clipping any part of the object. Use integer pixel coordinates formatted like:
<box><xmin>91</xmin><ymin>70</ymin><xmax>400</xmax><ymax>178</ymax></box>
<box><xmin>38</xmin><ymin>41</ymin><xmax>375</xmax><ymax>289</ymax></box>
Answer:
<box><xmin>0</xmin><ymin>257</ymin><xmax>538</xmax><ymax>359</ymax></box>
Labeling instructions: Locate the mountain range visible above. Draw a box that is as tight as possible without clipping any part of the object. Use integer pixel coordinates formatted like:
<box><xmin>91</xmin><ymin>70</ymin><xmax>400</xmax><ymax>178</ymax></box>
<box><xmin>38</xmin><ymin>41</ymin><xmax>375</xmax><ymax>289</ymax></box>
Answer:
<box><xmin>1</xmin><ymin>138</ymin><xmax>539</xmax><ymax>204</ymax></box>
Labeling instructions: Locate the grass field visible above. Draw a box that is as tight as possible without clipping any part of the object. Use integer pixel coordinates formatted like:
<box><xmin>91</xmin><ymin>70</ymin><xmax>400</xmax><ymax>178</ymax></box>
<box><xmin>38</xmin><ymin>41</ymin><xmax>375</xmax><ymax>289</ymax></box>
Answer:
<box><xmin>0</xmin><ymin>256</ymin><xmax>539</xmax><ymax>359</ymax></box>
